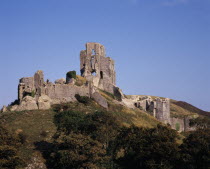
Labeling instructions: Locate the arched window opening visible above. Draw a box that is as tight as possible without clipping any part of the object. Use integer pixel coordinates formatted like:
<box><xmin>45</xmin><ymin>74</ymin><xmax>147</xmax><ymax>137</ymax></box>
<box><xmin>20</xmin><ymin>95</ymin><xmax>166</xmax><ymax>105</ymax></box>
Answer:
<box><xmin>92</xmin><ymin>49</ymin><xmax>96</xmax><ymax>55</ymax></box>
<box><xmin>100</xmin><ymin>71</ymin><xmax>103</xmax><ymax>79</ymax></box>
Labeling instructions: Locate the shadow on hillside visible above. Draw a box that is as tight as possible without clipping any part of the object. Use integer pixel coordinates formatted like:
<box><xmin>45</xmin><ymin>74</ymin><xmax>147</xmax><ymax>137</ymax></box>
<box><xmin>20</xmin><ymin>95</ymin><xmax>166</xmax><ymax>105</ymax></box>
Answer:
<box><xmin>34</xmin><ymin>141</ymin><xmax>55</xmax><ymax>168</ymax></box>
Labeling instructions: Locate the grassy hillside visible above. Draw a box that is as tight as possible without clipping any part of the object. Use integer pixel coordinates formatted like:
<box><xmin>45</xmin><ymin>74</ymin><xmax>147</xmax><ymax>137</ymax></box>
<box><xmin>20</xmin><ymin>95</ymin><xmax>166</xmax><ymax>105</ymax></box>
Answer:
<box><xmin>0</xmin><ymin>94</ymin><xmax>160</xmax><ymax>166</ymax></box>
<box><xmin>0</xmin><ymin>92</ymin><xmax>208</xmax><ymax>167</ymax></box>
<box><xmin>172</xmin><ymin>101</ymin><xmax>210</xmax><ymax>117</ymax></box>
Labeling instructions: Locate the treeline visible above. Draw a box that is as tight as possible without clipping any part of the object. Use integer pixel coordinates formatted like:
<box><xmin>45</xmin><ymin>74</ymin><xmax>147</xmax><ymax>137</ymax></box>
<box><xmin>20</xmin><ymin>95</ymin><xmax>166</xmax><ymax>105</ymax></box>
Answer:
<box><xmin>48</xmin><ymin>110</ymin><xmax>210</xmax><ymax>169</ymax></box>
<box><xmin>0</xmin><ymin>110</ymin><xmax>210</xmax><ymax>169</ymax></box>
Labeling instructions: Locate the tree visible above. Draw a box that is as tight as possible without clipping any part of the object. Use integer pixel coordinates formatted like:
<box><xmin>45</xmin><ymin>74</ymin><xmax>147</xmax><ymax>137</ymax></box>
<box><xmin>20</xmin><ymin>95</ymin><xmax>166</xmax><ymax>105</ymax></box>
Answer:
<box><xmin>53</xmin><ymin>111</ymin><xmax>121</xmax><ymax>168</ymax></box>
<box><xmin>190</xmin><ymin>117</ymin><xmax>210</xmax><ymax>129</ymax></box>
<box><xmin>113</xmin><ymin>125</ymin><xmax>179</xmax><ymax>169</ymax></box>
<box><xmin>179</xmin><ymin>129</ymin><xmax>210</xmax><ymax>169</ymax></box>
<box><xmin>54</xmin><ymin>111</ymin><xmax>121</xmax><ymax>149</ymax></box>
<box><xmin>51</xmin><ymin>132</ymin><xmax>107</xmax><ymax>169</ymax></box>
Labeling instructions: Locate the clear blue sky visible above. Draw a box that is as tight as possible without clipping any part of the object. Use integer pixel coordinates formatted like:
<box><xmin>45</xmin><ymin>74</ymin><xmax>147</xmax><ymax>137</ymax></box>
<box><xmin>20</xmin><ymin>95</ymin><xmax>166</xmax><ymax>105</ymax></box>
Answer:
<box><xmin>0</xmin><ymin>0</ymin><xmax>209</xmax><ymax>111</ymax></box>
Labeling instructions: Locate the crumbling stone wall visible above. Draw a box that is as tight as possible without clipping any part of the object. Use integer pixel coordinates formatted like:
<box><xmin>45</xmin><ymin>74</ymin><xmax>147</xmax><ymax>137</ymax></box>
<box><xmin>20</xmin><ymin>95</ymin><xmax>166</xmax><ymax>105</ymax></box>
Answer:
<box><xmin>170</xmin><ymin>117</ymin><xmax>195</xmax><ymax>132</ymax></box>
<box><xmin>80</xmin><ymin>42</ymin><xmax>116</xmax><ymax>94</ymax></box>
<box><xmin>18</xmin><ymin>70</ymin><xmax>90</xmax><ymax>105</ymax></box>
<box><xmin>133</xmin><ymin>96</ymin><xmax>171</xmax><ymax>124</ymax></box>
<box><xmin>14</xmin><ymin>42</ymin><xmax>120</xmax><ymax>111</ymax></box>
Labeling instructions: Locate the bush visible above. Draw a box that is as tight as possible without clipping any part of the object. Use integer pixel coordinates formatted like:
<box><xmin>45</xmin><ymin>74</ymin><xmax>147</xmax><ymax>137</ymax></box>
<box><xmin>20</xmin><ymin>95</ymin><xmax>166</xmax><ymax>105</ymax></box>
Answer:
<box><xmin>66</xmin><ymin>71</ymin><xmax>76</xmax><ymax>79</ymax></box>
<box><xmin>176</xmin><ymin>122</ymin><xmax>180</xmax><ymax>131</ymax></box>
<box><xmin>40</xmin><ymin>131</ymin><xmax>48</xmax><ymax>138</ymax></box>
<box><xmin>0</xmin><ymin>125</ymin><xmax>25</xmax><ymax>168</ymax></box>
<box><xmin>75</xmin><ymin>94</ymin><xmax>91</xmax><ymax>105</ymax></box>
<box><xmin>113</xmin><ymin>125</ymin><xmax>180</xmax><ymax>169</ymax></box>
<box><xmin>18</xmin><ymin>133</ymin><xmax>27</xmax><ymax>144</ymax></box>
<box><xmin>75</xmin><ymin>75</ymin><xmax>87</xmax><ymax>86</ymax></box>
<box><xmin>31</xmin><ymin>90</ymin><xmax>36</xmax><ymax>97</ymax></box>
<box><xmin>179</xmin><ymin>129</ymin><xmax>210</xmax><ymax>169</ymax></box>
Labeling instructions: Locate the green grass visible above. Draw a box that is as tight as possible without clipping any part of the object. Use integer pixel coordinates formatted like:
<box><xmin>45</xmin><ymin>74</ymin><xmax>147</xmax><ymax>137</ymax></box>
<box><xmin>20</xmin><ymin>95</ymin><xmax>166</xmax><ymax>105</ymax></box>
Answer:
<box><xmin>0</xmin><ymin>109</ymin><xmax>56</xmax><ymax>163</ymax></box>
<box><xmin>0</xmin><ymin>92</ymin><xmax>207</xmax><ymax>165</ymax></box>
<box><xmin>170</xmin><ymin>103</ymin><xmax>198</xmax><ymax>118</ymax></box>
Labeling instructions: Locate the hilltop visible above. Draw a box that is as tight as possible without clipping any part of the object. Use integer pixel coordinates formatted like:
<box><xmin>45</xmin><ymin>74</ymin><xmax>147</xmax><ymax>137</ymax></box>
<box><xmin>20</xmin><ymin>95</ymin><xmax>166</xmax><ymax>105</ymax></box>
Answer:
<box><xmin>0</xmin><ymin>42</ymin><xmax>209</xmax><ymax>168</ymax></box>
<box><xmin>0</xmin><ymin>90</ymin><xmax>209</xmax><ymax>168</ymax></box>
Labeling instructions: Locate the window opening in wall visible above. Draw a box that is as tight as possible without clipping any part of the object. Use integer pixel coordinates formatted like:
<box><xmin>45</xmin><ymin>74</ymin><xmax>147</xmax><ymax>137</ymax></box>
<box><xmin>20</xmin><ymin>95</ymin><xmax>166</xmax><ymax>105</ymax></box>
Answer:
<box><xmin>91</xmin><ymin>70</ymin><xmax>96</xmax><ymax>76</ymax></box>
<box><xmin>100</xmin><ymin>71</ymin><xmax>103</xmax><ymax>79</ymax></box>
<box><xmin>90</xmin><ymin>56</ymin><xmax>94</xmax><ymax>68</ymax></box>
<box><xmin>92</xmin><ymin>49</ymin><xmax>96</xmax><ymax>55</ymax></box>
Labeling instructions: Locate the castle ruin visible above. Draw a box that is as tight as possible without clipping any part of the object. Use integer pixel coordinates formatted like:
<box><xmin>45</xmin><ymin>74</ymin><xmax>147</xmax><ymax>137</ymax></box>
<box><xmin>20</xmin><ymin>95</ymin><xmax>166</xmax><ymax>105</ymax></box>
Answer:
<box><xmin>80</xmin><ymin>42</ymin><xmax>116</xmax><ymax>94</ymax></box>
<box><xmin>2</xmin><ymin>42</ymin><xmax>193</xmax><ymax>132</ymax></box>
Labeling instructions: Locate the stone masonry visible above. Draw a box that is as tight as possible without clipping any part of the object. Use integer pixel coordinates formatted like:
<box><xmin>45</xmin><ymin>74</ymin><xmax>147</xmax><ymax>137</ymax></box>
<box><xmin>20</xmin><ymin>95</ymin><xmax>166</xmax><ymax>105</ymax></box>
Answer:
<box><xmin>12</xmin><ymin>42</ymin><xmax>119</xmax><ymax>111</ymax></box>
<box><xmin>80</xmin><ymin>42</ymin><xmax>116</xmax><ymax>94</ymax></box>
<box><xmin>1</xmin><ymin>42</ymin><xmax>193</xmax><ymax>132</ymax></box>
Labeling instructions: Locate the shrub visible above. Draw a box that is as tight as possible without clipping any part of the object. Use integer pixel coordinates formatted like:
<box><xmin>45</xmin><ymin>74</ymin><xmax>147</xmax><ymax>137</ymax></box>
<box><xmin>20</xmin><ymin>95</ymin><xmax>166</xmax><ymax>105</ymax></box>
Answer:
<box><xmin>40</xmin><ymin>130</ymin><xmax>48</xmax><ymax>138</ymax></box>
<box><xmin>75</xmin><ymin>94</ymin><xmax>91</xmax><ymax>105</ymax></box>
<box><xmin>66</xmin><ymin>71</ymin><xmax>76</xmax><ymax>79</ymax></box>
<box><xmin>31</xmin><ymin>90</ymin><xmax>36</xmax><ymax>97</ymax></box>
<box><xmin>75</xmin><ymin>75</ymin><xmax>87</xmax><ymax>86</ymax></box>
<box><xmin>18</xmin><ymin>133</ymin><xmax>28</xmax><ymax>144</ymax></box>
<box><xmin>176</xmin><ymin>123</ymin><xmax>180</xmax><ymax>131</ymax></box>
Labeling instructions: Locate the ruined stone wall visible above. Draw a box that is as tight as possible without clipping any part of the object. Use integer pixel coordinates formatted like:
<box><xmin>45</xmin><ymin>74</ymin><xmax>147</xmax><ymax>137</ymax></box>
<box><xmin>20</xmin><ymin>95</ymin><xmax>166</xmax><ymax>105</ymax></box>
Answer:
<box><xmin>18</xmin><ymin>70</ymin><xmax>90</xmax><ymax>105</ymax></box>
<box><xmin>45</xmin><ymin>84</ymin><xmax>89</xmax><ymax>104</ymax></box>
<box><xmin>170</xmin><ymin>117</ymin><xmax>196</xmax><ymax>132</ymax></box>
<box><xmin>80</xmin><ymin>42</ymin><xmax>116</xmax><ymax>94</ymax></box>
<box><xmin>170</xmin><ymin>117</ymin><xmax>185</xmax><ymax>132</ymax></box>
<box><xmin>18</xmin><ymin>77</ymin><xmax>35</xmax><ymax>101</ymax></box>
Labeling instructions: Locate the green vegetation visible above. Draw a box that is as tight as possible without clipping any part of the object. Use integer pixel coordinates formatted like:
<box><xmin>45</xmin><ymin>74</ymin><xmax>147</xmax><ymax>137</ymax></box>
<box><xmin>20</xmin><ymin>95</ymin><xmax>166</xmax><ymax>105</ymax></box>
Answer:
<box><xmin>31</xmin><ymin>90</ymin><xmax>36</xmax><ymax>97</ymax></box>
<box><xmin>176</xmin><ymin>122</ymin><xmax>180</xmax><ymax>131</ymax></box>
<box><xmin>190</xmin><ymin>116</ymin><xmax>210</xmax><ymax>129</ymax></box>
<box><xmin>0</xmin><ymin>124</ymin><xmax>25</xmax><ymax>169</ymax></box>
<box><xmin>0</xmin><ymin>93</ymin><xmax>210</xmax><ymax>168</ymax></box>
<box><xmin>179</xmin><ymin>129</ymin><xmax>210</xmax><ymax>169</ymax></box>
<box><xmin>66</xmin><ymin>70</ymin><xmax>76</xmax><ymax>79</ymax></box>
<box><xmin>113</xmin><ymin>125</ymin><xmax>180</xmax><ymax>169</ymax></box>
<box><xmin>75</xmin><ymin>75</ymin><xmax>86</xmax><ymax>86</ymax></box>
<box><xmin>75</xmin><ymin>94</ymin><xmax>91</xmax><ymax>105</ymax></box>
<box><xmin>170</xmin><ymin>102</ymin><xmax>197</xmax><ymax>118</ymax></box>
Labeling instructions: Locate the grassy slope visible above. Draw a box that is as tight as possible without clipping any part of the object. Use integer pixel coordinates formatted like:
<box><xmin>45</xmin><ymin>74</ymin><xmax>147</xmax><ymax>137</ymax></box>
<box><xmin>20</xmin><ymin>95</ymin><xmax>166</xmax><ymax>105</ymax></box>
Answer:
<box><xmin>0</xmin><ymin>109</ymin><xmax>57</xmax><ymax>164</ymax></box>
<box><xmin>0</xmin><ymin>92</ymin><xmax>208</xmax><ymax>165</ymax></box>
<box><xmin>0</xmin><ymin>94</ymin><xmax>160</xmax><ymax>165</ymax></box>
<box><xmin>172</xmin><ymin>101</ymin><xmax>210</xmax><ymax>118</ymax></box>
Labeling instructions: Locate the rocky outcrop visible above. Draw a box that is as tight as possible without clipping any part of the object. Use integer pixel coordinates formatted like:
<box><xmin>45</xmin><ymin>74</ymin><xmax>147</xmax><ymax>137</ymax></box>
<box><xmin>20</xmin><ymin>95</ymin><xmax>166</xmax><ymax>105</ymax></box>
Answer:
<box><xmin>55</xmin><ymin>78</ymin><xmax>66</xmax><ymax>84</ymax></box>
<box><xmin>16</xmin><ymin>96</ymin><xmax>38</xmax><ymax>111</ymax></box>
<box><xmin>1</xmin><ymin>106</ymin><xmax>7</xmax><ymax>113</ymax></box>
<box><xmin>92</xmin><ymin>92</ymin><xmax>108</xmax><ymax>109</ymax></box>
<box><xmin>38</xmin><ymin>95</ymin><xmax>51</xmax><ymax>110</ymax></box>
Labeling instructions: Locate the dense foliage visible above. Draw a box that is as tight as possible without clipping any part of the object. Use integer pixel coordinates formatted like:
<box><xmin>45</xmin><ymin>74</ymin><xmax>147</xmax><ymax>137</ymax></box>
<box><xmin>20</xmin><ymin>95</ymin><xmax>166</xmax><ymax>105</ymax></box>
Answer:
<box><xmin>74</xmin><ymin>94</ymin><xmax>91</xmax><ymax>105</ymax></box>
<box><xmin>51</xmin><ymin>111</ymin><xmax>121</xmax><ymax>168</ymax></box>
<box><xmin>66</xmin><ymin>71</ymin><xmax>76</xmax><ymax>79</ymax></box>
<box><xmin>0</xmin><ymin>124</ymin><xmax>25</xmax><ymax>169</ymax></box>
<box><xmin>179</xmin><ymin>129</ymin><xmax>210</xmax><ymax>169</ymax></box>
<box><xmin>113</xmin><ymin>125</ymin><xmax>180</xmax><ymax>169</ymax></box>
<box><xmin>1</xmin><ymin>99</ymin><xmax>209</xmax><ymax>169</ymax></box>
<box><xmin>51</xmin><ymin>110</ymin><xmax>210</xmax><ymax>169</ymax></box>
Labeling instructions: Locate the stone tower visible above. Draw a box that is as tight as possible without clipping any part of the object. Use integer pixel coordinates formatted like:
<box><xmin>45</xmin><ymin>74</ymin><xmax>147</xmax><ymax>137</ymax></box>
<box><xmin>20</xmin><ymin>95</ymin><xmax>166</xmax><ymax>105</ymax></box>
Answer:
<box><xmin>154</xmin><ymin>98</ymin><xmax>171</xmax><ymax>124</ymax></box>
<box><xmin>80</xmin><ymin>42</ymin><xmax>116</xmax><ymax>94</ymax></box>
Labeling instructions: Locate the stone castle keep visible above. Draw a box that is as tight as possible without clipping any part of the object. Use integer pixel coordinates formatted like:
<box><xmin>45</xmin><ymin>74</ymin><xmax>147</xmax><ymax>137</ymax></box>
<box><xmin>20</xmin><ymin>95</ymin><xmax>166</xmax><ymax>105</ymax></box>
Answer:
<box><xmin>15</xmin><ymin>42</ymin><xmax>119</xmax><ymax>111</ymax></box>
<box><xmin>2</xmin><ymin>42</ymin><xmax>191</xmax><ymax>131</ymax></box>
